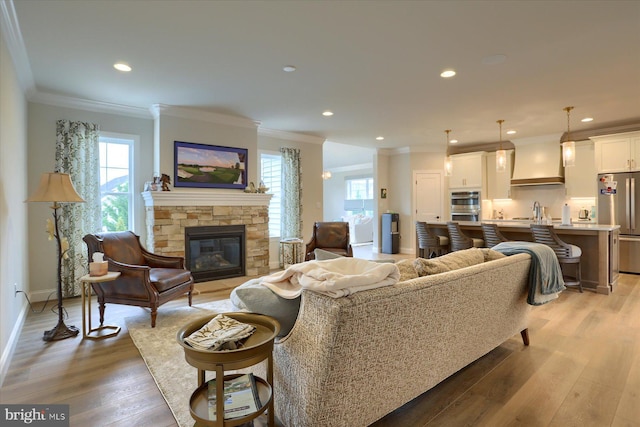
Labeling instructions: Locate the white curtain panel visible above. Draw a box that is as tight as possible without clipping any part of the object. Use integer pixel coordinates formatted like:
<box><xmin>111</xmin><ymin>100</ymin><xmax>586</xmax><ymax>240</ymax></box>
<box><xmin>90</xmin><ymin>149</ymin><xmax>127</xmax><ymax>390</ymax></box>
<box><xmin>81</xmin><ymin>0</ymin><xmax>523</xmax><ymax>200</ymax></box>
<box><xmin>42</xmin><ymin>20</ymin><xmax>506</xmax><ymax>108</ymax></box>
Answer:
<box><xmin>55</xmin><ymin>120</ymin><xmax>101</xmax><ymax>297</ymax></box>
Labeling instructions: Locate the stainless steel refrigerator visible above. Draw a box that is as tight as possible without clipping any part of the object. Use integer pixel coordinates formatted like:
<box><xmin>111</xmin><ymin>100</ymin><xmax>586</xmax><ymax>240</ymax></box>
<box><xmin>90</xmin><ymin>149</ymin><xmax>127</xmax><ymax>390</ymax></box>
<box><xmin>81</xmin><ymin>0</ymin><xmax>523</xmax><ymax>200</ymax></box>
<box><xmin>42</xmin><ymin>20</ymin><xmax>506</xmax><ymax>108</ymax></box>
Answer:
<box><xmin>598</xmin><ymin>172</ymin><xmax>640</xmax><ymax>273</ymax></box>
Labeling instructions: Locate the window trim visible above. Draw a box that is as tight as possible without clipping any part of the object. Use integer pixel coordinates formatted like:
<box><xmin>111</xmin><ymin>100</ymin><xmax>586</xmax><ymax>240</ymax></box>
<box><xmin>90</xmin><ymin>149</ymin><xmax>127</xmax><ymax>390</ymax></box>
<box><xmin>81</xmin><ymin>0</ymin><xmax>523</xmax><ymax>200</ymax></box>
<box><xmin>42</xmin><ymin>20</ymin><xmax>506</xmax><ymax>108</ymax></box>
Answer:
<box><xmin>259</xmin><ymin>149</ymin><xmax>282</xmax><ymax>239</ymax></box>
<box><xmin>99</xmin><ymin>131</ymin><xmax>139</xmax><ymax>232</ymax></box>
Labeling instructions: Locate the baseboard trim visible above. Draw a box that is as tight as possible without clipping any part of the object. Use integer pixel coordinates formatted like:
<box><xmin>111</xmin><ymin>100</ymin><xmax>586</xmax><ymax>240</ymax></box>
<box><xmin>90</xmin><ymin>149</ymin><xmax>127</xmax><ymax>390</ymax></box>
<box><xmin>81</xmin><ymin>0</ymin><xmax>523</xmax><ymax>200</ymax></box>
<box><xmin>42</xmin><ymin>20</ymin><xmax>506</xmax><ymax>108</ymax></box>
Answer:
<box><xmin>0</xmin><ymin>299</ymin><xmax>28</xmax><ymax>387</ymax></box>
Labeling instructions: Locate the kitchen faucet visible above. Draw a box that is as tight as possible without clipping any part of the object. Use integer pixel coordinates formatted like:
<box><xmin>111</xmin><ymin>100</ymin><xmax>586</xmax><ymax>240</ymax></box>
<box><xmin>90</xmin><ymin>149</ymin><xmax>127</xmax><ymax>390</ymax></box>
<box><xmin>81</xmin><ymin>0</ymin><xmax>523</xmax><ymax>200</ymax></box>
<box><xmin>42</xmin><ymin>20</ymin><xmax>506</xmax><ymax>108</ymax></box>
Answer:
<box><xmin>533</xmin><ymin>201</ymin><xmax>542</xmax><ymax>224</ymax></box>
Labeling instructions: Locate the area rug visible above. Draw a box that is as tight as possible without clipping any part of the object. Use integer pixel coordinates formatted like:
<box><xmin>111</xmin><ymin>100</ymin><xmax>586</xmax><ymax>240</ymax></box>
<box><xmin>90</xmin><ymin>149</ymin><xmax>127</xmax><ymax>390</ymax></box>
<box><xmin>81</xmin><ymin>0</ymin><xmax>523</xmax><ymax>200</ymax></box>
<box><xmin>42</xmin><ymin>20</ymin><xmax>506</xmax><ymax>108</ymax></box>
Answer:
<box><xmin>125</xmin><ymin>299</ymin><xmax>237</xmax><ymax>427</ymax></box>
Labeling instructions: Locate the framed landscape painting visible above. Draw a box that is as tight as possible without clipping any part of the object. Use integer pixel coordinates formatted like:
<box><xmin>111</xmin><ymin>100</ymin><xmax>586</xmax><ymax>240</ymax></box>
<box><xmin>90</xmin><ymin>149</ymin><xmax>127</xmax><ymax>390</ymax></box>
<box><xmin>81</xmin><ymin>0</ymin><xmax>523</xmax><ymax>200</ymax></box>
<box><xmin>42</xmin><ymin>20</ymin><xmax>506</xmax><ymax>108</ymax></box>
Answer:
<box><xmin>174</xmin><ymin>141</ymin><xmax>247</xmax><ymax>189</ymax></box>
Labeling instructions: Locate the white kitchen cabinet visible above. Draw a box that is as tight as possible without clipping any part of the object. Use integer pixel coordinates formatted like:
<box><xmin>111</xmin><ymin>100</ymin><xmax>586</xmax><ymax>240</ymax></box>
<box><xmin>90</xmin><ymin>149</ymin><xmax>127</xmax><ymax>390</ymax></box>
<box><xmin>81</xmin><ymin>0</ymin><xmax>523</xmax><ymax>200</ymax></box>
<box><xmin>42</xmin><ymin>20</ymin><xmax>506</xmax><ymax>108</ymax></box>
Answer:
<box><xmin>448</xmin><ymin>152</ymin><xmax>487</xmax><ymax>190</ymax></box>
<box><xmin>592</xmin><ymin>131</ymin><xmax>640</xmax><ymax>173</ymax></box>
<box><xmin>485</xmin><ymin>150</ymin><xmax>514</xmax><ymax>199</ymax></box>
<box><xmin>565</xmin><ymin>140</ymin><xmax>597</xmax><ymax>198</ymax></box>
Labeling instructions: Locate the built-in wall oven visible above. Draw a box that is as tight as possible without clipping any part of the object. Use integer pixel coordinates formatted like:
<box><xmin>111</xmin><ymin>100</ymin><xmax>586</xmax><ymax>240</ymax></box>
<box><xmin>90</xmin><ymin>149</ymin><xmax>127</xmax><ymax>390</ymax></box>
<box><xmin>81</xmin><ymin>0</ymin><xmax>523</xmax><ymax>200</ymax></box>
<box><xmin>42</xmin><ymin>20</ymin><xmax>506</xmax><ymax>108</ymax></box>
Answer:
<box><xmin>450</xmin><ymin>191</ymin><xmax>481</xmax><ymax>222</ymax></box>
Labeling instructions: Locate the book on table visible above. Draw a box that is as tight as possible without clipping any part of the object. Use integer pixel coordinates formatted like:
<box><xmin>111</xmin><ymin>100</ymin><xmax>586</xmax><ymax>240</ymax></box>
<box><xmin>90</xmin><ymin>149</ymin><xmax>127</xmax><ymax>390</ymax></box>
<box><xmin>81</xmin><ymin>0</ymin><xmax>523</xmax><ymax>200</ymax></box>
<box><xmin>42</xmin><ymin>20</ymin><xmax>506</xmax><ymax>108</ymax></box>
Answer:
<box><xmin>207</xmin><ymin>373</ymin><xmax>261</xmax><ymax>420</ymax></box>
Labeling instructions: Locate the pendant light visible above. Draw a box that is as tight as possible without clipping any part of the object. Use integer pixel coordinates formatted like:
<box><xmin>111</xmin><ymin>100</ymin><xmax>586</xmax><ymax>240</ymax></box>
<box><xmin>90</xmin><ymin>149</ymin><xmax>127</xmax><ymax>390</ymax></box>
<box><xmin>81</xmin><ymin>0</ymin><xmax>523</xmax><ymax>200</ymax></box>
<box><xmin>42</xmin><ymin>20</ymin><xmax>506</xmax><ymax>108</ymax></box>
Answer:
<box><xmin>443</xmin><ymin>129</ymin><xmax>453</xmax><ymax>177</ymax></box>
<box><xmin>495</xmin><ymin>119</ymin><xmax>507</xmax><ymax>173</ymax></box>
<box><xmin>562</xmin><ymin>106</ymin><xmax>576</xmax><ymax>167</ymax></box>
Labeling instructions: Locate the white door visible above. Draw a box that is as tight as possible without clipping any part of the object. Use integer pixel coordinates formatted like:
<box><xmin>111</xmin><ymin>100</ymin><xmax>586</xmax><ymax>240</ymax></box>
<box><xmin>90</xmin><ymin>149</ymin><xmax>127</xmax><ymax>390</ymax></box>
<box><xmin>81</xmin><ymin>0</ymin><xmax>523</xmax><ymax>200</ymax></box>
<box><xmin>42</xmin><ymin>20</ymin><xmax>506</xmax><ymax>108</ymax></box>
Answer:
<box><xmin>415</xmin><ymin>171</ymin><xmax>444</xmax><ymax>222</ymax></box>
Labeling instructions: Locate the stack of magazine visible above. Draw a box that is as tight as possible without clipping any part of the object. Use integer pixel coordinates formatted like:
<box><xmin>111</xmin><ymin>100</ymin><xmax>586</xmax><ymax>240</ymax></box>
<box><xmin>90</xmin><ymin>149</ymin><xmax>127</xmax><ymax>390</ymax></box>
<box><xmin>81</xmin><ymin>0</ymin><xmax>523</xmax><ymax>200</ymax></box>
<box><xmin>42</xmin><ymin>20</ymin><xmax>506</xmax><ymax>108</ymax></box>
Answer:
<box><xmin>207</xmin><ymin>373</ymin><xmax>261</xmax><ymax>420</ymax></box>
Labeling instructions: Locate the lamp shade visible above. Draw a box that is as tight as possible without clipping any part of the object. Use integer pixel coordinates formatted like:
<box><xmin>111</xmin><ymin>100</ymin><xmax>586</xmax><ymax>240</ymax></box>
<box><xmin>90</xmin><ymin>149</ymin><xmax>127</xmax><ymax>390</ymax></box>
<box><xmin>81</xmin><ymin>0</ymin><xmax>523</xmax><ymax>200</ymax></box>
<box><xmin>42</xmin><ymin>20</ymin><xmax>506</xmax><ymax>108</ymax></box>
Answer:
<box><xmin>444</xmin><ymin>156</ymin><xmax>453</xmax><ymax>177</ymax></box>
<box><xmin>562</xmin><ymin>141</ymin><xmax>576</xmax><ymax>167</ymax></box>
<box><xmin>26</xmin><ymin>173</ymin><xmax>85</xmax><ymax>203</ymax></box>
<box><xmin>496</xmin><ymin>149</ymin><xmax>507</xmax><ymax>172</ymax></box>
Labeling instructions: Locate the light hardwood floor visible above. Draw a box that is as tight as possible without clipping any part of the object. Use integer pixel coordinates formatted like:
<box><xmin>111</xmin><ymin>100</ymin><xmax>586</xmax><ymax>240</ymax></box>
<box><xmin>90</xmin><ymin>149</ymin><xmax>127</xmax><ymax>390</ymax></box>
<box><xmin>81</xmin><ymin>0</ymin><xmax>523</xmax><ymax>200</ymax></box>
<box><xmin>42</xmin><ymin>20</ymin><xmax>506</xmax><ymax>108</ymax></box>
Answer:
<box><xmin>1</xmin><ymin>256</ymin><xmax>639</xmax><ymax>427</ymax></box>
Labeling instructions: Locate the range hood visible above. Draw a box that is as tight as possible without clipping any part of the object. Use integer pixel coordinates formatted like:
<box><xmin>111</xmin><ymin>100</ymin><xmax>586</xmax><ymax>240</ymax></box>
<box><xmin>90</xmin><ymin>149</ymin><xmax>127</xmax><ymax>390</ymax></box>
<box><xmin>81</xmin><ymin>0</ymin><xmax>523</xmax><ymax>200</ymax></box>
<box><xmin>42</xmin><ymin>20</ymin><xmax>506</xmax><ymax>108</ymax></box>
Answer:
<box><xmin>510</xmin><ymin>134</ymin><xmax>565</xmax><ymax>186</ymax></box>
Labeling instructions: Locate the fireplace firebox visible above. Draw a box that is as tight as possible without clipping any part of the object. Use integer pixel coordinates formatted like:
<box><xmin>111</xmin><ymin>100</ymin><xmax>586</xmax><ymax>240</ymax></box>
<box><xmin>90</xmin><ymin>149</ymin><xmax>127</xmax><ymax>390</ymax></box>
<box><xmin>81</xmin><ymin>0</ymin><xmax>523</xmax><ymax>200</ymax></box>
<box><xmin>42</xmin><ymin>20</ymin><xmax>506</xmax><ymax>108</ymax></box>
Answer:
<box><xmin>185</xmin><ymin>225</ymin><xmax>245</xmax><ymax>282</ymax></box>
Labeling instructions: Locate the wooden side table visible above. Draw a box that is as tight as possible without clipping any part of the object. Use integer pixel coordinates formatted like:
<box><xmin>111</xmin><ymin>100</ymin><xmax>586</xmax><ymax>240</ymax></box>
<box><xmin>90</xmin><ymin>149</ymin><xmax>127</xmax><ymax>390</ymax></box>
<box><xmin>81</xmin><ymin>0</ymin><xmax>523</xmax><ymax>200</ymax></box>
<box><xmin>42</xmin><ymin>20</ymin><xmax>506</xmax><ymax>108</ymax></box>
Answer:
<box><xmin>177</xmin><ymin>312</ymin><xmax>280</xmax><ymax>427</ymax></box>
<box><xmin>79</xmin><ymin>272</ymin><xmax>122</xmax><ymax>340</ymax></box>
<box><xmin>279</xmin><ymin>238</ymin><xmax>304</xmax><ymax>268</ymax></box>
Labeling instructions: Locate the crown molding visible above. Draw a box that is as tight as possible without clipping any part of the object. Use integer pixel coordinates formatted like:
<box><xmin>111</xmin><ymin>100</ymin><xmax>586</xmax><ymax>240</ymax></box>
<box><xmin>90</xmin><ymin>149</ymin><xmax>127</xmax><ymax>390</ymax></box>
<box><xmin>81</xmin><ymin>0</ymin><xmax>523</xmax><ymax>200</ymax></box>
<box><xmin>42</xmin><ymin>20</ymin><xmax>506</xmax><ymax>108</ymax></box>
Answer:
<box><xmin>258</xmin><ymin>127</ymin><xmax>325</xmax><ymax>145</ymax></box>
<box><xmin>328</xmin><ymin>163</ymin><xmax>373</xmax><ymax>174</ymax></box>
<box><xmin>564</xmin><ymin>120</ymin><xmax>640</xmax><ymax>142</ymax></box>
<box><xmin>150</xmin><ymin>104</ymin><xmax>259</xmax><ymax>129</ymax></box>
<box><xmin>0</xmin><ymin>0</ymin><xmax>35</xmax><ymax>97</ymax></box>
<box><xmin>31</xmin><ymin>91</ymin><xmax>151</xmax><ymax>118</ymax></box>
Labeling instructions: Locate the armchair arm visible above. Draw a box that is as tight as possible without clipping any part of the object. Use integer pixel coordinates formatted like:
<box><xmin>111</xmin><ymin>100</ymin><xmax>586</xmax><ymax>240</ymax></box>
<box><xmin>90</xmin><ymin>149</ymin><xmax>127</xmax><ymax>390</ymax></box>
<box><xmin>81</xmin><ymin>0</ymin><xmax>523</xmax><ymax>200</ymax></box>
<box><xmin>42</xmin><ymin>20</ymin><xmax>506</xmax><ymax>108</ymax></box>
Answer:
<box><xmin>95</xmin><ymin>257</ymin><xmax>159</xmax><ymax>303</ymax></box>
<box><xmin>305</xmin><ymin>236</ymin><xmax>318</xmax><ymax>261</ymax></box>
<box><xmin>140</xmin><ymin>246</ymin><xmax>186</xmax><ymax>269</ymax></box>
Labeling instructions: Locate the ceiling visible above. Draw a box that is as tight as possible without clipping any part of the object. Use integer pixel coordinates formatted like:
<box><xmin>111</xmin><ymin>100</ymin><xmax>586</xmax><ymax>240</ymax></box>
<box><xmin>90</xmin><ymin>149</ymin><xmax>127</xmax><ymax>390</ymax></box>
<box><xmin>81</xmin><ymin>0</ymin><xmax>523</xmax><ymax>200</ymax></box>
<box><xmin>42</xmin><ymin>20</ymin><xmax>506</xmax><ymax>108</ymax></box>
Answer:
<box><xmin>6</xmin><ymin>0</ymin><xmax>640</xmax><ymax>157</ymax></box>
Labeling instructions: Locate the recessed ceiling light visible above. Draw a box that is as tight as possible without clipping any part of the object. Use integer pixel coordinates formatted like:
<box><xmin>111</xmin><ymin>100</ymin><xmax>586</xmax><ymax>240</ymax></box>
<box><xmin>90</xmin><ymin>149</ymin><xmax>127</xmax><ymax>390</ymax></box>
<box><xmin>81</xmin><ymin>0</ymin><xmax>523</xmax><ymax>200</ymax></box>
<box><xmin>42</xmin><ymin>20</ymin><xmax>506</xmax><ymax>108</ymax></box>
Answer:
<box><xmin>581</xmin><ymin>117</ymin><xmax>594</xmax><ymax>122</ymax></box>
<box><xmin>283</xmin><ymin>65</ymin><xmax>297</xmax><ymax>72</ymax></box>
<box><xmin>440</xmin><ymin>69</ymin><xmax>456</xmax><ymax>78</ymax></box>
<box><xmin>450</xmin><ymin>139</ymin><xmax>458</xmax><ymax>144</ymax></box>
<box><xmin>506</xmin><ymin>130</ymin><xmax>517</xmax><ymax>135</ymax></box>
<box><xmin>113</xmin><ymin>62</ymin><xmax>132</xmax><ymax>72</ymax></box>
<box><xmin>376</xmin><ymin>136</ymin><xmax>384</xmax><ymax>141</ymax></box>
<box><xmin>322</xmin><ymin>111</ymin><xmax>334</xmax><ymax>117</ymax></box>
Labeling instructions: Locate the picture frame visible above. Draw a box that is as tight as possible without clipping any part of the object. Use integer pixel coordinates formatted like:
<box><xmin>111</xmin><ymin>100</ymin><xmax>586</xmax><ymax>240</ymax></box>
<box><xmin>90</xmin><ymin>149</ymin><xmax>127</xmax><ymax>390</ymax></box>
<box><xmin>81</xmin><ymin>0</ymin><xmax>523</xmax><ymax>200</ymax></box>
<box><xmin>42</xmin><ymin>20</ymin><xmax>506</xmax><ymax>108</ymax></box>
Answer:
<box><xmin>381</xmin><ymin>188</ymin><xmax>387</xmax><ymax>199</ymax></box>
<box><xmin>174</xmin><ymin>141</ymin><xmax>247</xmax><ymax>189</ymax></box>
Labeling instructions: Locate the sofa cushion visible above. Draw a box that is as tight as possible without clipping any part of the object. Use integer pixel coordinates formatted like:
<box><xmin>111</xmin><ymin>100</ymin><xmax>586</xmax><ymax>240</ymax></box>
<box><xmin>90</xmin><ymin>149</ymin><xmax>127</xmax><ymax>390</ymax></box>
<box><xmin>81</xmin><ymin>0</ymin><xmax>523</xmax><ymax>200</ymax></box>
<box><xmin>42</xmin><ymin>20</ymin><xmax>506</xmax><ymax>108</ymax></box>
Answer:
<box><xmin>230</xmin><ymin>279</ymin><xmax>300</xmax><ymax>337</ymax></box>
<box><xmin>395</xmin><ymin>259</ymin><xmax>419</xmax><ymax>282</ymax></box>
<box><xmin>314</xmin><ymin>248</ymin><xmax>343</xmax><ymax>260</ymax></box>
<box><xmin>481</xmin><ymin>248</ymin><xmax>507</xmax><ymax>262</ymax></box>
<box><xmin>413</xmin><ymin>248</ymin><xmax>485</xmax><ymax>276</ymax></box>
<box><xmin>150</xmin><ymin>268</ymin><xmax>193</xmax><ymax>292</ymax></box>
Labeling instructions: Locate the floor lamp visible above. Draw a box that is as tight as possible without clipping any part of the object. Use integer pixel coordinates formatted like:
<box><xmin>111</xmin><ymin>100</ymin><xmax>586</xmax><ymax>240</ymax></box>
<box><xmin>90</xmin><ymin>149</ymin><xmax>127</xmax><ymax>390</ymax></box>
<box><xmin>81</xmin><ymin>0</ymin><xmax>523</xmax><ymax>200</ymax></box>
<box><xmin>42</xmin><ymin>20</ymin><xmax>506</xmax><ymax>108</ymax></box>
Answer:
<box><xmin>26</xmin><ymin>172</ymin><xmax>85</xmax><ymax>341</ymax></box>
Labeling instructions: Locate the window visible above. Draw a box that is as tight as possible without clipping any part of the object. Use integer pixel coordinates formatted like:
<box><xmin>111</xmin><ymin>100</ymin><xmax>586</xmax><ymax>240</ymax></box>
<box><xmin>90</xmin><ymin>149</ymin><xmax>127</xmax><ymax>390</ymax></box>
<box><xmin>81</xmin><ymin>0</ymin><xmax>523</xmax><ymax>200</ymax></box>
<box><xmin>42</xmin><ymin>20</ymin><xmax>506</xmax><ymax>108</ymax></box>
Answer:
<box><xmin>99</xmin><ymin>134</ymin><xmax>134</xmax><ymax>232</ymax></box>
<box><xmin>346</xmin><ymin>177</ymin><xmax>374</xmax><ymax>200</ymax></box>
<box><xmin>345</xmin><ymin>176</ymin><xmax>374</xmax><ymax>216</ymax></box>
<box><xmin>260</xmin><ymin>152</ymin><xmax>282</xmax><ymax>238</ymax></box>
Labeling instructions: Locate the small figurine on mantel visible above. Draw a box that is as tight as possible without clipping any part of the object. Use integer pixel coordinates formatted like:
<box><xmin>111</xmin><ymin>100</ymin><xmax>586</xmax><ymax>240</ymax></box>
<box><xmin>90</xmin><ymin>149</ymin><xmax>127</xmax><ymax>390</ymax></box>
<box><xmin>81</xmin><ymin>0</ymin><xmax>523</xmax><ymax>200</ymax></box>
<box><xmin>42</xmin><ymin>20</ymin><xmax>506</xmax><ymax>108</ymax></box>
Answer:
<box><xmin>160</xmin><ymin>174</ymin><xmax>171</xmax><ymax>191</ymax></box>
<box><xmin>244</xmin><ymin>182</ymin><xmax>257</xmax><ymax>193</ymax></box>
<box><xmin>257</xmin><ymin>180</ymin><xmax>269</xmax><ymax>193</ymax></box>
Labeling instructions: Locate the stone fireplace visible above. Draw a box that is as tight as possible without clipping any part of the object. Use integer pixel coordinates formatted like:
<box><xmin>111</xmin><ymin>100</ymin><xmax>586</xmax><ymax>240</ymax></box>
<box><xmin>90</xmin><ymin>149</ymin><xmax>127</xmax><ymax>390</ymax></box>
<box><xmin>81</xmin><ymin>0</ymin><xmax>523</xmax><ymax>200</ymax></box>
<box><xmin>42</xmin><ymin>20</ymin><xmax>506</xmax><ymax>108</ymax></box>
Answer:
<box><xmin>142</xmin><ymin>191</ymin><xmax>272</xmax><ymax>278</ymax></box>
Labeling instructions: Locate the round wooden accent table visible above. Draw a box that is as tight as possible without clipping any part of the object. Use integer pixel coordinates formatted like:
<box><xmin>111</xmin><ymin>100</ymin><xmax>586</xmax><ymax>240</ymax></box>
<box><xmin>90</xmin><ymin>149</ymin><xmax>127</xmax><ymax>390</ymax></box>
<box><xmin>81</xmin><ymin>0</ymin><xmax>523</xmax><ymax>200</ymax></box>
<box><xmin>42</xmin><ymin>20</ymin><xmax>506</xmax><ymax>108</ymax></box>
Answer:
<box><xmin>177</xmin><ymin>312</ymin><xmax>280</xmax><ymax>427</ymax></box>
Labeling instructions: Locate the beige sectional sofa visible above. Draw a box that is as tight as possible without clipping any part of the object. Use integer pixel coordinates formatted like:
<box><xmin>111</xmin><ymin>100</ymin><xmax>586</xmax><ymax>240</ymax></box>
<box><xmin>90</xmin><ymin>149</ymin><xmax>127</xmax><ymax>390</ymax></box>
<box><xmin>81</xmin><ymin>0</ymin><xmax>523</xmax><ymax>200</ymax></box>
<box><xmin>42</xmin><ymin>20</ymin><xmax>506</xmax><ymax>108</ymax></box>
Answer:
<box><xmin>257</xmin><ymin>251</ymin><xmax>534</xmax><ymax>427</ymax></box>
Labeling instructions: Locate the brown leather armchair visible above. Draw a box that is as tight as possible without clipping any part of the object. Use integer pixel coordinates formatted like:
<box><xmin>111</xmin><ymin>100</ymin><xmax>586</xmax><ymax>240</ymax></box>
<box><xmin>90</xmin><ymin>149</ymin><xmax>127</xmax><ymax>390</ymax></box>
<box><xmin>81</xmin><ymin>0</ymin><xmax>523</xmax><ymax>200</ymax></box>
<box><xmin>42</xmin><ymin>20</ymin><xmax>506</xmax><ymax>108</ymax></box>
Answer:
<box><xmin>83</xmin><ymin>231</ymin><xmax>194</xmax><ymax>327</ymax></box>
<box><xmin>304</xmin><ymin>221</ymin><xmax>353</xmax><ymax>261</ymax></box>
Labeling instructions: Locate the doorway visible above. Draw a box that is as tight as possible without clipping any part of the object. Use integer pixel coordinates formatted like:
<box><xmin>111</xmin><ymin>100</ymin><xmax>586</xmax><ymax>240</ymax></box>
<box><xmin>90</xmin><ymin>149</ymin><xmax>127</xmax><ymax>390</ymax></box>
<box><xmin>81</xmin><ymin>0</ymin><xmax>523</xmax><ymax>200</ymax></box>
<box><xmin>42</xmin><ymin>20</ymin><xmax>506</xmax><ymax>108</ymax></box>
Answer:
<box><xmin>413</xmin><ymin>171</ymin><xmax>445</xmax><ymax>254</ymax></box>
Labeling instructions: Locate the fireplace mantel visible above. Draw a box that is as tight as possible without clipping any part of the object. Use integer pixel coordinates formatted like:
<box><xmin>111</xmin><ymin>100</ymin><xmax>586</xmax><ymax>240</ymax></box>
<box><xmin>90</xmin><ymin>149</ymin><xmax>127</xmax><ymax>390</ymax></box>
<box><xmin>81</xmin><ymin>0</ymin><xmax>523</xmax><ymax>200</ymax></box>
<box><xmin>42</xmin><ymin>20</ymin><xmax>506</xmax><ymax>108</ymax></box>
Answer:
<box><xmin>142</xmin><ymin>190</ymin><xmax>272</xmax><ymax>207</ymax></box>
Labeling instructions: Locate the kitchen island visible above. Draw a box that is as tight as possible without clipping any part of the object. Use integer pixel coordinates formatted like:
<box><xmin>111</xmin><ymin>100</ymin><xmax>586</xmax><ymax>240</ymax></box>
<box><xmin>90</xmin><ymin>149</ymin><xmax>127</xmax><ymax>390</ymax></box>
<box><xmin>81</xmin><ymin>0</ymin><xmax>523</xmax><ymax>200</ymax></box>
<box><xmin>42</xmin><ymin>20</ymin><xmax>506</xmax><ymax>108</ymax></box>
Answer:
<box><xmin>424</xmin><ymin>221</ymin><xmax>620</xmax><ymax>295</ymax></box>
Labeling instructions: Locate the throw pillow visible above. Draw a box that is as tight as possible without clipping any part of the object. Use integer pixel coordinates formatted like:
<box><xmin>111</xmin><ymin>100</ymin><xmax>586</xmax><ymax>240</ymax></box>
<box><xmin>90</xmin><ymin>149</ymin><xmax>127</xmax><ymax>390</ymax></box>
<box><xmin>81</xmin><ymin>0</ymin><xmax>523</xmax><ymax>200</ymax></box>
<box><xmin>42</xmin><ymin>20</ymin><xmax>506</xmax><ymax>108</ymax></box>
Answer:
<box><xmin>413</xmin><ymin>248</ymin><xmax>485</xmax><ymax>276</ymax></box>
<box><xmin>314</xmin><ymin>248</ymin><xmax>343</xmax><ymax>260</ymax></box>
<box><xmin>481</xmin><ymin>248</ymin><xmax>507</xmax><ymax>262</ymax></box>
<box><xmin>395</xmin><ymin>259</ymin><xmax>419</xmax><ymax>282</ymax></box>
<box><xmin>230</xmin><ymin>279</ymin><xmax>301</xmax><ymax>337</ymax></box>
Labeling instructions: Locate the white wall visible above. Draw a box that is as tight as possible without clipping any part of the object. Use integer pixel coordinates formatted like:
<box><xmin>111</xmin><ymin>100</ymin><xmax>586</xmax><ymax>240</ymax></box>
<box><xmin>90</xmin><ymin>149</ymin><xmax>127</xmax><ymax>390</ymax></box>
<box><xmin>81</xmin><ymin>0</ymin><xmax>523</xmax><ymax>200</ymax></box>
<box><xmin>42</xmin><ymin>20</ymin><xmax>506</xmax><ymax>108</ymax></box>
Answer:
<box><xmin>26</xmin><ymin>103</ymin><xmax>154</xmax><ymax>301</ymax></box>
<box><xmin>156</xmin><ymin>111</ymin><xmax>258</xmax><ymax>185</ymax></box>
<box><xmin>386</xmin><ymin>152</ymin><xmax>413</xmax><ymax>254</ymax></box>
<box><xmin>0</xmin><ymin>30</ymin><xmax>29</xmax><ymax>386</ymax></box>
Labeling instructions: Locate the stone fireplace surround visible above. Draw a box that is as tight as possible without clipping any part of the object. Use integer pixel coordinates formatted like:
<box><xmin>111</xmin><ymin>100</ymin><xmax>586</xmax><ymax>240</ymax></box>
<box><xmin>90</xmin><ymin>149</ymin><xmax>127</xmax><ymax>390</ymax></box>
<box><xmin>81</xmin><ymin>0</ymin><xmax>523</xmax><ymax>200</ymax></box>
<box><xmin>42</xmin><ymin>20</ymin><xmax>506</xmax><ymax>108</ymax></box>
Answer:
<box><xmin>142</xmin><ymin>191</ymin><xmax>272</xmax><ymax>277</ymax></box>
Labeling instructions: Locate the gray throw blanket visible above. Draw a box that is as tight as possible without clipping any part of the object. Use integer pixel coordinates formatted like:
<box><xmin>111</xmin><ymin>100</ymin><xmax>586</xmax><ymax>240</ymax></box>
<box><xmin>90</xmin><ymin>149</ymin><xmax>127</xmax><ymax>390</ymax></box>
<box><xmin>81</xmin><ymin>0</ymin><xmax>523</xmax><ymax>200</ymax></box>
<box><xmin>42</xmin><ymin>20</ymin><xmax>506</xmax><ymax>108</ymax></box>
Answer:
<box><xmin>493</xmin><ymin>241</ymin><xmax>566</xmax><ymax>306</ymax></box>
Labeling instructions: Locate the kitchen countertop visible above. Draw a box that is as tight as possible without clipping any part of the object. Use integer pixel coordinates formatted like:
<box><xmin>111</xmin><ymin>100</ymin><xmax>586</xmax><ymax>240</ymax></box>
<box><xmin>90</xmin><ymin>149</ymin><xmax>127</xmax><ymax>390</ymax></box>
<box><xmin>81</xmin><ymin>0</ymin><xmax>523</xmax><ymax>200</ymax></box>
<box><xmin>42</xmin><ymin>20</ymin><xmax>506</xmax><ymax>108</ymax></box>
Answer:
<box><xmin>425</xmin><ymin>220</ymin><xmax>620</xmax><ymax>295</ymax></box>
<box><xmin>431</xmin><ymin>220</ymin><xmax>620</xmax><ymax>232</ymax></box>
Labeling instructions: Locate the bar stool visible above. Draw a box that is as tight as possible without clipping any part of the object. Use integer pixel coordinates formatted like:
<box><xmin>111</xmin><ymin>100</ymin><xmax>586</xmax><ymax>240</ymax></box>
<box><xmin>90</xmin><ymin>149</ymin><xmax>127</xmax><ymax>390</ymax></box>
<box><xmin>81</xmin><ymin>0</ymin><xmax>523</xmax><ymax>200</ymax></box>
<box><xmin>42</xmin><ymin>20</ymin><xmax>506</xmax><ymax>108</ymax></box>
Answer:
<box><xmin>446</xmin><ymin>221</ymin><xmax>485</xmax><ymax>252</ymax></box>
<box><xmin>481</xmin><ymin>223</ymin><xmax>510</xmax><ymax>248</ymax></box>
<box><xmin>530</xmin><ymin>224</ymin><xmax>583</xmax><ymax>292</ymax></box>
<box><xmin>416</xmin><ymin>221</ymin><xmax>449</xmax><ymax>258</ymax></box>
